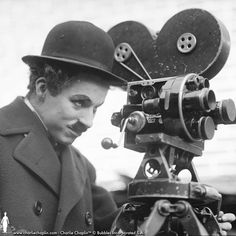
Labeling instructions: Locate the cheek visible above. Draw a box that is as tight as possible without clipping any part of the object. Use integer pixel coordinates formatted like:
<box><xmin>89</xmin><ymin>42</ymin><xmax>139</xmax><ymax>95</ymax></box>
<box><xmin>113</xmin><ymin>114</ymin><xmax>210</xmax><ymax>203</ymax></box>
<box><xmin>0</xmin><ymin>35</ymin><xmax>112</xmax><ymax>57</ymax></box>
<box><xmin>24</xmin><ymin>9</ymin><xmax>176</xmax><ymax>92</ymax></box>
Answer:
<box><xmin>42</xmin><ymin>105</ymin><xmax>69</xmax><ymax>127</ymax></box>
<box><xmin>55</xmin><ymin>105</ymin><xmax>78</xmax><ymax>122</ymax></box>
<box><xmin>41</xmin><ymin>98</ymin><xmax>78</xmax><ymax>128</ymax></box>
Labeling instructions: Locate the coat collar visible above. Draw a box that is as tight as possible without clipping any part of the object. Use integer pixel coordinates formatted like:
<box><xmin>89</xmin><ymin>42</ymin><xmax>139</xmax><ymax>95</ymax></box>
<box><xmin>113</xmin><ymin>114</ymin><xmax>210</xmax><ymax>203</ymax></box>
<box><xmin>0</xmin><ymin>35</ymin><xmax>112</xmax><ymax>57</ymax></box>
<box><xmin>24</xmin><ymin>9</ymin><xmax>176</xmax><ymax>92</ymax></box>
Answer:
<box><xmin>0</xmin><ymin>96</ymin><xmax>47</xmax><ymax>136</ymax></box>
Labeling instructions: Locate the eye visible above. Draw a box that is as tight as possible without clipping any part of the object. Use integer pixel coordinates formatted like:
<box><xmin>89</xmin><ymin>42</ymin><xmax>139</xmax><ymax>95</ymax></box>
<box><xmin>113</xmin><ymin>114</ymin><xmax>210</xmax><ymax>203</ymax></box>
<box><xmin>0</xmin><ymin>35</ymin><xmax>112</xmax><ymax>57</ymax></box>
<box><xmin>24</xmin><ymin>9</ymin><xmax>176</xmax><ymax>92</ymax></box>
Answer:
<box><xmin>71</xmin><ymin>100</ymin><xmax>87</xmax><ymax>108</ymax></box>
<box><xmin>72</xmin><ymin>100</ymin><xmax>82</xmax><ymax>107</ymax></box>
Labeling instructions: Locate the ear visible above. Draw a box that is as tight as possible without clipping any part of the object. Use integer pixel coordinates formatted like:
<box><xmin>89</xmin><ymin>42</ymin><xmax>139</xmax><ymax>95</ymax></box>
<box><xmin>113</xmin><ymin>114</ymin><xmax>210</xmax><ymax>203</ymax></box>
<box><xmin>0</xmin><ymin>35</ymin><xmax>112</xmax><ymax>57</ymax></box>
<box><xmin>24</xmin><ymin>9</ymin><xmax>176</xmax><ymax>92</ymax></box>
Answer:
<box><xmin>35</xmin><ymin>77</ymin><xmax>47</xmax><ymax>96</ymax></box>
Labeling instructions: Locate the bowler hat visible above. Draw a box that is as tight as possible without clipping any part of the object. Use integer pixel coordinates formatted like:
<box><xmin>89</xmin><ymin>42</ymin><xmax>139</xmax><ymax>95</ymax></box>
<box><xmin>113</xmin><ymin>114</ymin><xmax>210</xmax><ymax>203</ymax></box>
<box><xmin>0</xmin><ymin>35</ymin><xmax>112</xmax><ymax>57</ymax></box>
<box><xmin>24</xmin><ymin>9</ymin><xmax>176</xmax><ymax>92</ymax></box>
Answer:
<box><xmin>22</xmin><ymin>21</ymin><xmax>126</xmax><ymax>86</ymax></box>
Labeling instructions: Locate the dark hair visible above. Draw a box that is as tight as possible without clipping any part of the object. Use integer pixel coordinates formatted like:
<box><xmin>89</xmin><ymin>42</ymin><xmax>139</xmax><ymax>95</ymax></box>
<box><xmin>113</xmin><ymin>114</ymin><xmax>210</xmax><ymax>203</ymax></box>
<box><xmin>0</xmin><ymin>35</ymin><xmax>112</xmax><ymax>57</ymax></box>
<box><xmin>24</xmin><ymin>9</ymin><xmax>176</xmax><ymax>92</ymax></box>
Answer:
<box><xmin>27</xmin><ymin>61</ymin><xmax>85</xmax><ymax>97</ymax></box>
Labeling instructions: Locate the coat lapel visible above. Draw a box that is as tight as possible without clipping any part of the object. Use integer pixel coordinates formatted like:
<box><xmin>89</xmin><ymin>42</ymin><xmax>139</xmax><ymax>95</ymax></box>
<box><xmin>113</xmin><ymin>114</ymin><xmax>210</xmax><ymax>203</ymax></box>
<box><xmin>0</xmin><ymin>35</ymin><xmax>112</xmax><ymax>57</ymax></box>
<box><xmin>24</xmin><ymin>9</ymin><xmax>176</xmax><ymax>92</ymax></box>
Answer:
<box><xmin>13</xmin><ymin>129</ymin><xmax>61</xmax><ymax>196</ymax></box>
<box><xmin>54</xmin><ymin>146</ymin><xmax>87</xmax><ymax>231</ymax></box>
<box><xmin>0</xmin><ymin>97</ymin><xmax>61</xmax><ymax>196</ymax></box>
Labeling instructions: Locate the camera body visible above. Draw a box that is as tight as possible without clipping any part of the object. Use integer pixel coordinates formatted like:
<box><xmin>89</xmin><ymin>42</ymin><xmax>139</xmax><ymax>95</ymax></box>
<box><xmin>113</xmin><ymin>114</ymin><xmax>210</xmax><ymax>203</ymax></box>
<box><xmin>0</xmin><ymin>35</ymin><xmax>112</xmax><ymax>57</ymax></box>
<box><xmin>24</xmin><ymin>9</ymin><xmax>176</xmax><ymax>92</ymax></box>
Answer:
<box><xmin>112</xmin><ymin>74</ymin><xmax>235</xmax><ymax>154</ymax></box>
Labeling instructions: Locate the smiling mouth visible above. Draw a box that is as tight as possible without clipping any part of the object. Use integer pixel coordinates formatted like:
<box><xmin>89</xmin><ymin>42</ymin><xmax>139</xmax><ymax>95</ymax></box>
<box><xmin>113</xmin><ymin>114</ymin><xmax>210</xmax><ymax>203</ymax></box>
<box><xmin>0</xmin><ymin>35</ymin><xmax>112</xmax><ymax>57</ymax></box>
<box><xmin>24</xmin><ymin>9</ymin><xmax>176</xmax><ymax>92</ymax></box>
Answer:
<box><xmin>67</xmin><ymin>125</ymin><xmax>82</xmax><ymax>137</ymax></box>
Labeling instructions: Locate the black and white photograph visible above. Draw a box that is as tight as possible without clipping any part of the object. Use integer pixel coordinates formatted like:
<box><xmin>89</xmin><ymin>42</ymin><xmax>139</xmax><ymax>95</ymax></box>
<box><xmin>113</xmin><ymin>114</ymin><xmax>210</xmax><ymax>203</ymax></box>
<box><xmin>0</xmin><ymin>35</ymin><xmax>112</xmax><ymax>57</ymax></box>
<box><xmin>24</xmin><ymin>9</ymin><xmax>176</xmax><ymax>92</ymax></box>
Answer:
<box><xmin>0</xmin><ymin>0</ymin><xmax>236</xmax><ymax>235</ymax></box>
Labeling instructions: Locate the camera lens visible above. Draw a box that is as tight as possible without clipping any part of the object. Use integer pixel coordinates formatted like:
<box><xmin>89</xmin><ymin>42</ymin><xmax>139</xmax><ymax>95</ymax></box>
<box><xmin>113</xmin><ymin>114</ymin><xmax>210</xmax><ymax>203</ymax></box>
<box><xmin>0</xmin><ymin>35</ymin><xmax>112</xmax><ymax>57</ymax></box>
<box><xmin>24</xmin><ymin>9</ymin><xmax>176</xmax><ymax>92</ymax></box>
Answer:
<box><xmin>183</xmin><ymin>88</ymin><xmax>216</xmax><ymax>111</ymax></box>
<box><xmin>141</xmin><ymin>86</ymin><xmax>156</xmax><ymax>99</ymax></box>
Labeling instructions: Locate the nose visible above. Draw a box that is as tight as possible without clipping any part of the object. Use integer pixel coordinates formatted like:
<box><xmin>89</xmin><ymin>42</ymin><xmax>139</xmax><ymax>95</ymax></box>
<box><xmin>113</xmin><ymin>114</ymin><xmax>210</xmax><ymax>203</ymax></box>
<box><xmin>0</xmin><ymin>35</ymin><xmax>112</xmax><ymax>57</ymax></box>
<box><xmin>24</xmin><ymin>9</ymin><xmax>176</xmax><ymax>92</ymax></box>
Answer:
<box><xmin>78</xmin><ymin>108</ymin><xmax>94</xmax><ymax>129</ymax></box>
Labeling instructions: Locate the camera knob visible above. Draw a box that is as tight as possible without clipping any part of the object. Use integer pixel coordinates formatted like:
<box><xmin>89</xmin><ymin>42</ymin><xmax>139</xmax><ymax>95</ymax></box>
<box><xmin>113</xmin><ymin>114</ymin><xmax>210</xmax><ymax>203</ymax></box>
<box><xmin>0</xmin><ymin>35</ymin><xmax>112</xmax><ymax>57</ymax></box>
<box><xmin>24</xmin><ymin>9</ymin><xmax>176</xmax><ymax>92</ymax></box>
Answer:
<box><xmin>127</xmin><ymin>111</ymin><xmax>146</xmax><ymax>133</ymax></box>
<box><xmin>101</xmin><ymin>138</ymin><xmax>118</xmax><ymax>149</ymax></box>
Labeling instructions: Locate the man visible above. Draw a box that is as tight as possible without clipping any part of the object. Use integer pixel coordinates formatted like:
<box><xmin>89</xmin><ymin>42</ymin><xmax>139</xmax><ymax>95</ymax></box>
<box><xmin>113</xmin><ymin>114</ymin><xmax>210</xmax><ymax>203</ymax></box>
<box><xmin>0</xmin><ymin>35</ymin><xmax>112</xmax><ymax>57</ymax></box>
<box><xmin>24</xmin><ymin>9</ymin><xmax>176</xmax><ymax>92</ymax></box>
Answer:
<box><xmin>0</xmin><ymin>21</ymin><xmax>234</xmax><ymax>235</ymax></box>
<box><xmin>0</xmin><ymin>21</ymin><xmax>125</xmax><ymax>234</ymax></box>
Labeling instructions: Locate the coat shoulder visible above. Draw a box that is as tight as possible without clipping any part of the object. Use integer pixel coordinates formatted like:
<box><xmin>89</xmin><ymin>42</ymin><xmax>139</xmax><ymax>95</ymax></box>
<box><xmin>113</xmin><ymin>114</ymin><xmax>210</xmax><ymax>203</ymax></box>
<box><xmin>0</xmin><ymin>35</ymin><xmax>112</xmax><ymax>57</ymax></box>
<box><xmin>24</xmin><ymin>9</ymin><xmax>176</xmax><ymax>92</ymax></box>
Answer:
<box><xmin>0</xmin><ymin>102</ymin><xmax>14</xmax><ymax>131</ymax></box>
<box><xmin>0</xmin><ymin>97</ymin><xmax>36</xmax><ymax>135</ymax></box>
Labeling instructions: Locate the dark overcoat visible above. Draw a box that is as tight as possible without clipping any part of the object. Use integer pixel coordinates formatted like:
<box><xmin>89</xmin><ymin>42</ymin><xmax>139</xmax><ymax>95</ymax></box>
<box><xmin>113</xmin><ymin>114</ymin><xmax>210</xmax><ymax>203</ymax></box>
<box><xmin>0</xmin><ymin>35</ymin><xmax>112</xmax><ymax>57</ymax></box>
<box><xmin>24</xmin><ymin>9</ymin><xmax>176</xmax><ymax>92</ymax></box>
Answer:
<box><xmin>0</xmin><ymin>97</ymin><xmax>118</xmax><ymax>234</ymax></box>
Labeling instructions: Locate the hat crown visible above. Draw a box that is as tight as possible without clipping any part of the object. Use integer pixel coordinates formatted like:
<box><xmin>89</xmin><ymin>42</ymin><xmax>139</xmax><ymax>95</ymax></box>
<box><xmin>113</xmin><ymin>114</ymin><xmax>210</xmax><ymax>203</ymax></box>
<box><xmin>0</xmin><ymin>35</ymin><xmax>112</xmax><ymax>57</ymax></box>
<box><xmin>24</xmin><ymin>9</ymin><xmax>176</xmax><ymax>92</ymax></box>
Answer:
<box><xmin>22</xmin><ymin>21</ymin><xmax>126</xmax><ymax>87</ymax></box>
<box><xmin>41</xmin><ymin>21</ymin><xmax>114</xmax><ymax>72</ymax></box>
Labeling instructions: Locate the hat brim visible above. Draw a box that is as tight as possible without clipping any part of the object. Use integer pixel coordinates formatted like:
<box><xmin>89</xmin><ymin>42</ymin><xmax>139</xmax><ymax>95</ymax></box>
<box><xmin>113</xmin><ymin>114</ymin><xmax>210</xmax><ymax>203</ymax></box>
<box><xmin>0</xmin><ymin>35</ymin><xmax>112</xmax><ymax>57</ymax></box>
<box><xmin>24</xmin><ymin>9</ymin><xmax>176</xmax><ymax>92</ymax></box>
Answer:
<box><xmin>22</xmin><ymin>55</ymin><xmax>127</xmax><ymax>87</ymax></box>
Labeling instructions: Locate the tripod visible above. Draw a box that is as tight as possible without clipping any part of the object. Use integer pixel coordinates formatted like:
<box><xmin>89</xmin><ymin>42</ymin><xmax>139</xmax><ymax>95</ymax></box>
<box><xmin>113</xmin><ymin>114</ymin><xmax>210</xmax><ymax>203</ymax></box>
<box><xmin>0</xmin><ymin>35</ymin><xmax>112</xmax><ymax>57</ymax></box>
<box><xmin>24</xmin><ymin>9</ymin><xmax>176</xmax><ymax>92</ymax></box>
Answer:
<box><xmin>111</xmin><ymin>133</ymin><xmax>223</xmax><ymax>236</ymax></box>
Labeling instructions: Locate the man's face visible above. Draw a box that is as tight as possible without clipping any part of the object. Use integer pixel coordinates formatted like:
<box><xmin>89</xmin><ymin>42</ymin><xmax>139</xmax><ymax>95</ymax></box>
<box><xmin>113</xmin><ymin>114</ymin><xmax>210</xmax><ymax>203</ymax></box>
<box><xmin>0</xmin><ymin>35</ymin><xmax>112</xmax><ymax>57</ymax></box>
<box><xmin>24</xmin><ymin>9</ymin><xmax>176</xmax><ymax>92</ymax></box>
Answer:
<box><xmin>37</xmin><ymin>73</ymin><xmax>109</xmax><ymax>145</ymax></box>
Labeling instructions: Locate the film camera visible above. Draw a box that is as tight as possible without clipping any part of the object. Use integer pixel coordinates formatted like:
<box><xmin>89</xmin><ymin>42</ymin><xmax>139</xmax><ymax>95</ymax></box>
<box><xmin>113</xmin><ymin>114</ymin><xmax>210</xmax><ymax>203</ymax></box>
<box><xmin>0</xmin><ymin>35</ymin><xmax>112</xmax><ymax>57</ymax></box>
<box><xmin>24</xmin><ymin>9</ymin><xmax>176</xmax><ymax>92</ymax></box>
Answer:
<box><xmin>102</xmin><ymin>9</ymin><xmax>236</xmax><ymax>236</ymax></box>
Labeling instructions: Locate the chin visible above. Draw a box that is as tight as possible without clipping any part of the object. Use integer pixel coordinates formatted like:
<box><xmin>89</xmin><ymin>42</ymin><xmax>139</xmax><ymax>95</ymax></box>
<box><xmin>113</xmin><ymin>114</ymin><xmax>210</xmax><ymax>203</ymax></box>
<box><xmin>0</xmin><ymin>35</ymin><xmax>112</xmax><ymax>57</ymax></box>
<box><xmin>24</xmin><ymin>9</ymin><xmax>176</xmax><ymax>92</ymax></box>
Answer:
<box><xmin>50</xmin><ymin>130</ymin><xmax>79</xmax><ymax>146</ymax></box>
<box><xmin>61</xmin><ymin>139</ymin><xmax>75</xmax><ymax>146</ymax></box>
<box><xmin>55</xmin><ymin>136</ymin><xmax>75</xmax><ymax>146</ymax></box>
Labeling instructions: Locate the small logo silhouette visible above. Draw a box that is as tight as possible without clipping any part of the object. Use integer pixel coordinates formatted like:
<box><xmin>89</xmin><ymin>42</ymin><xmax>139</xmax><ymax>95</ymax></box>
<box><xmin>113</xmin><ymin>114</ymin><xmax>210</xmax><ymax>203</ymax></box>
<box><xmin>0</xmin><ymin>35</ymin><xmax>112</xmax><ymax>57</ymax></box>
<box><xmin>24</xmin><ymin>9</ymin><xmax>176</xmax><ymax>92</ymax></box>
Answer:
<box><xmin>1</xmin><ymin>212</ymin><xmax>9</xmax><ymax>233</ymax></box>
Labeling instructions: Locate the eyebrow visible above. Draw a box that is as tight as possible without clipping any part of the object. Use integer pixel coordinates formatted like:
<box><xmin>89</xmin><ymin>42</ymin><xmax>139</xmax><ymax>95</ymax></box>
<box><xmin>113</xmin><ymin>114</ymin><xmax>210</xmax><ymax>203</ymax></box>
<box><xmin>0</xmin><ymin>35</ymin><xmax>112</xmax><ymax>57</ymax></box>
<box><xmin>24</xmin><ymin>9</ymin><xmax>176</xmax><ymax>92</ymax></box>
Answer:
<box><xmin>71</xmin><ymin>94</ymin><xmax>91</xmax><ymax>100</ymax></box>
<box><xmin>71</xmin><ymin>94</ymin><xmax>104</xmax><ymax>107</ymax></box>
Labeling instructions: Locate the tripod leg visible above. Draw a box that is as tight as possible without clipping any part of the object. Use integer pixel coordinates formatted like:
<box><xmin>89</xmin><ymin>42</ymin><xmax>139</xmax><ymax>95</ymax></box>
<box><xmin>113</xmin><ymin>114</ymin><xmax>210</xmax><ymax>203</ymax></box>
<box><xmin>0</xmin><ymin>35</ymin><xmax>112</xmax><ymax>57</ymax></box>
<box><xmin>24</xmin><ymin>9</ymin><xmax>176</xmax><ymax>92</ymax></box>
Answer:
<box><xmin>111</xmin><ymin>203</ymin><xmax>138</xmax><ymax>235</ymax></box>
<box><xmin>139</xmin><ymin>200</ymin><xmax>168</xmax><ymax>236</ymax></box>
<box><xmin>198</xmin><ymin>207</ymin><xmax>222</xmax><ymax>236</ymax></box>
<box><xmin>111</xmin><ymin>201</ymin><xmax>167</xmax><ymax>235</ymax></box>
<box><xmin>177</xmin><ymin>201</ymin><xmax>209</xmax><ymax>236</ymax></box>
